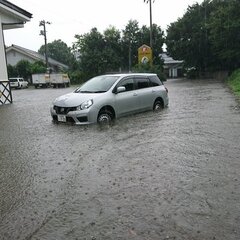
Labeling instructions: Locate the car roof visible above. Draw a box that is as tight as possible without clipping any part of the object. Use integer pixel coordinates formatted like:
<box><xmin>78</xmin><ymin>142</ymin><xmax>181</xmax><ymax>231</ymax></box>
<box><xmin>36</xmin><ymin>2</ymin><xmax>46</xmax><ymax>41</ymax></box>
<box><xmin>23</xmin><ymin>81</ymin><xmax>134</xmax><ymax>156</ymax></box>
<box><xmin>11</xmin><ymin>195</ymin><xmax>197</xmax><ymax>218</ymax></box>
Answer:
<box><xmin>102</xmin><ymin>73</ymin><xmax>157</xmax><ymax>77</ymax></box>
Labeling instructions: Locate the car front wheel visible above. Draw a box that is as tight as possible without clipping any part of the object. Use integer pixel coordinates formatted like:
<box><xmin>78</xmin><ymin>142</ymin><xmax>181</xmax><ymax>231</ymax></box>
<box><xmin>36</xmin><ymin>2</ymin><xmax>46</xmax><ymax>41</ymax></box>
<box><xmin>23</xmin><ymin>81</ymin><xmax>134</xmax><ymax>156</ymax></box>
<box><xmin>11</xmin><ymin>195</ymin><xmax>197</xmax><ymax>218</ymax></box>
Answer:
<box><xmin>97</xmin><ymin>110</ymin><xmax>113</xmax><ymax>124</ymax></box>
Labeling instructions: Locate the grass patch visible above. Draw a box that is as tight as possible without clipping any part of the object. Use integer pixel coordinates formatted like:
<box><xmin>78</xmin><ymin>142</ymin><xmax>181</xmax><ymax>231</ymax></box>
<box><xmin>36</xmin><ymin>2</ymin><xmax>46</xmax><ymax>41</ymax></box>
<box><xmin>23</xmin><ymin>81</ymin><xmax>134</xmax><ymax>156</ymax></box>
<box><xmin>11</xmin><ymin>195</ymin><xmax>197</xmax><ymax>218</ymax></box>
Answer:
<box><xmin>227</xmin><ymin>69</ymin><xmax>240</xmax><ymax>97</ymax></box>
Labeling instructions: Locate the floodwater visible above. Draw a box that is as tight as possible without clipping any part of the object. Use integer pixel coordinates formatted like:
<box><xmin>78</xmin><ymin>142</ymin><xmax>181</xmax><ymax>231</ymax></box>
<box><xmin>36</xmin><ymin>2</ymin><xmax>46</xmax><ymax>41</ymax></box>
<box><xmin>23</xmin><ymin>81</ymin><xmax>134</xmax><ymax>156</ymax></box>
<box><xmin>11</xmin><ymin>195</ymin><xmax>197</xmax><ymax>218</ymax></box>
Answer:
<box><xmin>0</xmin><ymin>78</ymin><xmax>239</xmax><ymax>240</ymax></box>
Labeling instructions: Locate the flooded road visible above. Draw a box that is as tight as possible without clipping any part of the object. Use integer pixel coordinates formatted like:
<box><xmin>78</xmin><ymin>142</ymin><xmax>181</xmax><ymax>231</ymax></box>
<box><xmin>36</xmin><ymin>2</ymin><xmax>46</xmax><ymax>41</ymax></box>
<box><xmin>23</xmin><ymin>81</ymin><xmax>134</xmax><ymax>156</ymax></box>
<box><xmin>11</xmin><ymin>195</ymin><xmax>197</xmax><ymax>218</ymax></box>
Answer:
<box><xmin>0</xmin><ymin>78</ymin><xmax>240</xmax><ymax>240</ymax></box>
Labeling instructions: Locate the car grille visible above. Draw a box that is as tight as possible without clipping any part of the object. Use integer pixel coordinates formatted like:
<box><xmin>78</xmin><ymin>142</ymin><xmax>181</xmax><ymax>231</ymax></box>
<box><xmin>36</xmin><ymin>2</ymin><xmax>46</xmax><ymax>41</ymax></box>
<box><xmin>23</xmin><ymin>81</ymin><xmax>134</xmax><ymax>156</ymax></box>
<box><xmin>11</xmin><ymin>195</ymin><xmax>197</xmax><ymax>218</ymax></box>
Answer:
<box><xmin>54</xmin><ymin>106</ymin><xmax>77</xmax><ymax>114</ymax></box>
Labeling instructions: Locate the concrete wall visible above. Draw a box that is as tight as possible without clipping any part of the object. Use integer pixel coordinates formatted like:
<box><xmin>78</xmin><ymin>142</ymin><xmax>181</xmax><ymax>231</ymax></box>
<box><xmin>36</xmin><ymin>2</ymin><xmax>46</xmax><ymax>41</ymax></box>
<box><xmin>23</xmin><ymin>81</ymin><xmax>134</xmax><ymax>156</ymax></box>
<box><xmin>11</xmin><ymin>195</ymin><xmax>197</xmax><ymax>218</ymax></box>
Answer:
<box><xmin>0</xmin><ymin>18</ymin><xmax>8</xmax><ymax>82</ymax></box>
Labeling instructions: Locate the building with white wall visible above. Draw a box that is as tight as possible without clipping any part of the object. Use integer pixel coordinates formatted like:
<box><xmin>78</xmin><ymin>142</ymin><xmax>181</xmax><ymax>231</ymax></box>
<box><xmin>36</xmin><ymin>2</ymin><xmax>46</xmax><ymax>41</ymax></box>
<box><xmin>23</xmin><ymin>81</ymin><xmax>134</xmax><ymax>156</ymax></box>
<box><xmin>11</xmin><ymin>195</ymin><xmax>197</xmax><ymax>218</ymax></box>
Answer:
<box><xmin>160</xmin><ymin>53</ymin><xmax>184</xmax><ymax>78</ymax></box>
<box><xmin>6</xmin><ymin>44</ymin><xmax>69</xmax><ymax>72</ymax></box>
<box><xmin>0</xmin><ymin>0</ymin><xmax>32</xmax><ymax>105</ymax></box>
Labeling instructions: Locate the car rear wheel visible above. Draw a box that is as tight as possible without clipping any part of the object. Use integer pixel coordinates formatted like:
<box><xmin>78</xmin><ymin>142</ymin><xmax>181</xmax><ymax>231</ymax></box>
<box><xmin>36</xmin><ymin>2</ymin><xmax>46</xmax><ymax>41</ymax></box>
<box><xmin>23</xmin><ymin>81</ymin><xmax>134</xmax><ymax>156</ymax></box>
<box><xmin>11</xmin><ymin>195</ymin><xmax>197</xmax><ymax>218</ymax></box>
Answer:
<box><xmin>97</xmin><ymin>110</ymin><xmax>113</xmax><ymax>124</ymax></box>
<box><xmin>153</xmin><ymin>99</ymin><xmax>163</xmax><ymax>111</ymax></box>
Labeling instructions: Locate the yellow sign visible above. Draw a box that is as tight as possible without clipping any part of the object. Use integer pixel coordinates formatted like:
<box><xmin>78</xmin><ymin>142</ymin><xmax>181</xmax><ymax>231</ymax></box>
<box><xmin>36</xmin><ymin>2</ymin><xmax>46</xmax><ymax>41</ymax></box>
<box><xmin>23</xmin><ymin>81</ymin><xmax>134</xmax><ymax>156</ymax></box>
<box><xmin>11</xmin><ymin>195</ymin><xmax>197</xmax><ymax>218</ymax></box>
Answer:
<box><xmin>138</xmin><ymin>44</ymin><xmax>152</xmax><ymax>65</ymax></box>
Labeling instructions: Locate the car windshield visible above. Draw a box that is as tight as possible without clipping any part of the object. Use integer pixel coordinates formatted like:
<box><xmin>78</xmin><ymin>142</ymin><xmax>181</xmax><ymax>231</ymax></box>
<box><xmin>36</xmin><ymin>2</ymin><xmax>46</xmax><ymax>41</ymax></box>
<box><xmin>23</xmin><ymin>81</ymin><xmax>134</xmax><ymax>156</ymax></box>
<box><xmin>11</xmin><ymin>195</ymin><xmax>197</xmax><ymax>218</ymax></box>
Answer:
<box><xmin>9</xmin><ymin>78</ymin><xmax>18</xmax><ymax>82</ymax></box>
<box><xmin>75</xmin><ymin>75</ymin><xmax>120</xmax><ymax>93</ymax></box>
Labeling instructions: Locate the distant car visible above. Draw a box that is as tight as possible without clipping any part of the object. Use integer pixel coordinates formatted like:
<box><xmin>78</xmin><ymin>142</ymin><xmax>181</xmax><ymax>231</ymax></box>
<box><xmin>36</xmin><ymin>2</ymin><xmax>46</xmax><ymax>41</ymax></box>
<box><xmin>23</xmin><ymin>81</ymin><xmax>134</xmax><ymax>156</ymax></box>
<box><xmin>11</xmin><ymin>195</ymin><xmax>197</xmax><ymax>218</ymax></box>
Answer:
<box><xmin>9</xmin><ymin>77</ymin><xmax>28</xmax><ymax>89</ymax></box>
<box><xmin>50</xmin><ymin>73</ymin><xmax>169</xmax><ymax>125</ymax></box>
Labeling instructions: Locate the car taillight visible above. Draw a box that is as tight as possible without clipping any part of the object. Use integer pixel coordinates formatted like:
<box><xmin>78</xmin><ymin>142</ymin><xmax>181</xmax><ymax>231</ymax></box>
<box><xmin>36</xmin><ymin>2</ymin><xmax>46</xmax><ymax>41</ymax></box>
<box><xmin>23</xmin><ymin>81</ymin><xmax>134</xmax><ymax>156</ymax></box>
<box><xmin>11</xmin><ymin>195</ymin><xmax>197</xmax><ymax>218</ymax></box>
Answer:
<box><xmin>164</xmin><ymin>86</ymin><xmax>168</xmax><ymax>93</ymax></box>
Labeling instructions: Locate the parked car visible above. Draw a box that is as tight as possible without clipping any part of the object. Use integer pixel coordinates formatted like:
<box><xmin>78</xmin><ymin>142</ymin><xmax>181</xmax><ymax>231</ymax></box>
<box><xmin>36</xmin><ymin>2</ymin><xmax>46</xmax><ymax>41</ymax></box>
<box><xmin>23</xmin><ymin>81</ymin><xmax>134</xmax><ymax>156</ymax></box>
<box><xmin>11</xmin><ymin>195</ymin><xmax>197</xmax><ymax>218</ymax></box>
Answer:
<box><xmin>50</xmin><ymin>73</ymin><xmax>169</xmax><ymax>125</ymax></box>
<box><xmin>9</xmin><ymin>77</ymin><xmax>28</xmax><ymax>89</ymax></box>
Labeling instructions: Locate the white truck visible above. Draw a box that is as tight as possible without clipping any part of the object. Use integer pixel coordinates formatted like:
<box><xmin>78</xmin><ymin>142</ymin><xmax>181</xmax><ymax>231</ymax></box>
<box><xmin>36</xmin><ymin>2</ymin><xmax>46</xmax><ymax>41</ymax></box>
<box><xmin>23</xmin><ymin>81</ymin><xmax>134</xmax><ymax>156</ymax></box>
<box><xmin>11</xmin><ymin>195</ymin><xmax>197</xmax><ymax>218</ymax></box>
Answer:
<box><xmin>32</xmin><ymin>73</ymin><xmax>70</xmax><ymax>88</ymax></box>
<box><xmin>50</xmin><ymin>73</ymin><xmax>70</xmax><ymax>88</ymax></box>
<box><xmin>32</xmin><ymin>74</ymin><xmax>51</xmax><ymax>88</ymax></box>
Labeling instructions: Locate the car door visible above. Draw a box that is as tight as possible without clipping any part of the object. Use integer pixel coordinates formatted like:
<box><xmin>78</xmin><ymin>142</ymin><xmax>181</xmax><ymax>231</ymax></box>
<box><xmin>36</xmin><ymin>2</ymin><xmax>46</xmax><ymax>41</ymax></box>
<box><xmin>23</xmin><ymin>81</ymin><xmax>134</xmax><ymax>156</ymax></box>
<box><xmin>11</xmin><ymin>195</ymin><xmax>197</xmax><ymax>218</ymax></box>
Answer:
<box><xmin>134</xmin><ymin>76</ymin><xmax>154</xmax><ymax>111</ymax></box>
<box><xmin>114</xmin><ymin>77</ymin><xmax>138</xmax><ymax>117</ymax></box>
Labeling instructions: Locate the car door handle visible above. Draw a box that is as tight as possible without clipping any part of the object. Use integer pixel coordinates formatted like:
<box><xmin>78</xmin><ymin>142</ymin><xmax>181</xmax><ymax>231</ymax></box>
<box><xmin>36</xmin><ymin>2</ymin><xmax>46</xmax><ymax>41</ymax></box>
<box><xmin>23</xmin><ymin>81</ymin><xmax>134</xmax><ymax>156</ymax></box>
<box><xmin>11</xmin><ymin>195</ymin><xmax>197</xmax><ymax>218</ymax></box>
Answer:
<box><xmin>152</xmin><ymin>89</ymin><xmax>156</xmax><ymax>93</ymax></box>
<box><xmin>133</xmin><ymin>93</ymin><xmax>138</xmax><ymax>96</ymax></box>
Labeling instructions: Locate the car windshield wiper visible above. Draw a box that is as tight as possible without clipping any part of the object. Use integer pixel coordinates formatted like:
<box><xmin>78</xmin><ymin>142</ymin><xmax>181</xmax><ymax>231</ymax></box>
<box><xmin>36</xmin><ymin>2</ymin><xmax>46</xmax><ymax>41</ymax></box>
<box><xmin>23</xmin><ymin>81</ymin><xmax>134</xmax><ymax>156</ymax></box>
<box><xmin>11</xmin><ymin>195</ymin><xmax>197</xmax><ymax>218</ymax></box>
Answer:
<box><xmin>78</xmin><ymin>90</ymin><xmax>94</xmax><ymax>93</ymax></box>
<box><xmin>76</xmin><ymin>90</ymin><xmax>106</xmax><ymax>93</ymax></box>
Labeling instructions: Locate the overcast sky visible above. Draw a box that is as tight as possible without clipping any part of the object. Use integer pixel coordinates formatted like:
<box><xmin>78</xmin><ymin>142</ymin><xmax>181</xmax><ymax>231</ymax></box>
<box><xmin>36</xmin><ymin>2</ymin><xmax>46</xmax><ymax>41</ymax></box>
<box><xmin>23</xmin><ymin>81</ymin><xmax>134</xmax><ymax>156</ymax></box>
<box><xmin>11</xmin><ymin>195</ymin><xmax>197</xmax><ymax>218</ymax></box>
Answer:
<box><xmin>4</xmin><ymin>0</ymin><xmax>203</xmax><ymax>51</ymax></box>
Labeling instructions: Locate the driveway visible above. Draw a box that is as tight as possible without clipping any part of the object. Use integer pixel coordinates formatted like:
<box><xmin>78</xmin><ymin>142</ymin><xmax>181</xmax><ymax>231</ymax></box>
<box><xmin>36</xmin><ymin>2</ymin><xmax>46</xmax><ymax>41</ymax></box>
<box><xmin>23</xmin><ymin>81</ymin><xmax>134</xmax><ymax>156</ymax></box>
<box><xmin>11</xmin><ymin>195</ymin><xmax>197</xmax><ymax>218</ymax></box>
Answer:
<box><xmin>0</xmin><ymin>78</ymin><xmax>239</xmax><ymax>240</ymax></box>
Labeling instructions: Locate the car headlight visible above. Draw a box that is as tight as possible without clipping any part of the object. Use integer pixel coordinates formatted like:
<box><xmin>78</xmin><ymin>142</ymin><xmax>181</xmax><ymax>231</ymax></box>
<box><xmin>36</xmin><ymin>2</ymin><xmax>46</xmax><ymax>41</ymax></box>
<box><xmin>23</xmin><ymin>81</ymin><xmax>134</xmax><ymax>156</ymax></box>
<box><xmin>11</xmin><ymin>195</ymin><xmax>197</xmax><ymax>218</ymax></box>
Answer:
<box><xmin>77</xmin><ymin>99</ymin><xmax>93</xmax><ymax>110</ymax></box>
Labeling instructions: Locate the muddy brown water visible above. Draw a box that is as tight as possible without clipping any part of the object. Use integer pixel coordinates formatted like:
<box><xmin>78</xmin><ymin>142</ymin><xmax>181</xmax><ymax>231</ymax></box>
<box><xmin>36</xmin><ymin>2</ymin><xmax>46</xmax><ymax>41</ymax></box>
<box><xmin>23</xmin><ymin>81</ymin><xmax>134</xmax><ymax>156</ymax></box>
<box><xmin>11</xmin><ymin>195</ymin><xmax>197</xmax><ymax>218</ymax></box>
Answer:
<box><xmin>0</xmin><ymin>78</ymin><xmax>240</xmax><ymax>240</ymax></box>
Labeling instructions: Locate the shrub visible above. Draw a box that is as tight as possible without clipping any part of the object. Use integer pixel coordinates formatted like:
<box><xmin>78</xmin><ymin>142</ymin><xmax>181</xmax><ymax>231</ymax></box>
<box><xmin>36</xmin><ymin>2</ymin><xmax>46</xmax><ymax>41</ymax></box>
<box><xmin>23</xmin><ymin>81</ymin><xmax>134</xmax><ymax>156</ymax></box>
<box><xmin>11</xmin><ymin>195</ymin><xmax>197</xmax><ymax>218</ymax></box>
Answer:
<box><xmin>227</xmin><ymin>69</ymin><xmax>240</xmax><ymax>97</ymax></box>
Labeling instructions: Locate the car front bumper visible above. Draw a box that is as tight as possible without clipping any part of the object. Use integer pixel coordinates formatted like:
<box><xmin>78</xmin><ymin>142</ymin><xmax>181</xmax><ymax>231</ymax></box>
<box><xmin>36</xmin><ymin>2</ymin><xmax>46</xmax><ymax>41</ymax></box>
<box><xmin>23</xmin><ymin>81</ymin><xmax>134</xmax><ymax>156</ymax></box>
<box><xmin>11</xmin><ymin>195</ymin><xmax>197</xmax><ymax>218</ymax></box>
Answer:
<box><xmin>50</xmin><ymin>106</ymin><xmax>98</xmax><ymax>125</ymax></box>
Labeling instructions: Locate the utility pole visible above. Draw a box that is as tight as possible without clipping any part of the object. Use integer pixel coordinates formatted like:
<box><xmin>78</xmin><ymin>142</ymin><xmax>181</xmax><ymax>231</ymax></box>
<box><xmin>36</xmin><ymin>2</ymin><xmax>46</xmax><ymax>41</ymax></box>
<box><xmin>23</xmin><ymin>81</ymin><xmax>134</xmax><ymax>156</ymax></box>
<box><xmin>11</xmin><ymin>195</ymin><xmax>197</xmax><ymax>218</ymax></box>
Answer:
<box><xmin>39</xmin><ymin>20</ymin><xmax>51</xmax><ymax>70</ymax></box>
<box><xmin>144</xmin><ymin>0</ymin><xmax>154</xmax><ymax>50</ymax></box>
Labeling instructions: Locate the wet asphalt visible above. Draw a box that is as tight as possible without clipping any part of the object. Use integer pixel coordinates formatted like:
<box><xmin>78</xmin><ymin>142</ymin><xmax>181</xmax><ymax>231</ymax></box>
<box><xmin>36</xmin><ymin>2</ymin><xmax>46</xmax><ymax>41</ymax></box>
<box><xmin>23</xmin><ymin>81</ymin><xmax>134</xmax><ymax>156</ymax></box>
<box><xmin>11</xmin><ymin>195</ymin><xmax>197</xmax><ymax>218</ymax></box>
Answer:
<box><xmin>0</xmin><ymin>78</ymin><xmax>240</xmax><ymax>240</ymax></box>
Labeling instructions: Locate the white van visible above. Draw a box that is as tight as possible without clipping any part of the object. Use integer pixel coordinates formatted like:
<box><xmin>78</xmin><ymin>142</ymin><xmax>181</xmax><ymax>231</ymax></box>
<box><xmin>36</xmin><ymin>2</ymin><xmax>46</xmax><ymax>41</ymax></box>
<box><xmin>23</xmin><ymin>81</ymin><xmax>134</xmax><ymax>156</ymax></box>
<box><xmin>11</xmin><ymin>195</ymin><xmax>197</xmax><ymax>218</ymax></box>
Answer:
<box><xmin>9</xmin><ymin>77</ymin><xmax>28</xmax><ymax>89</ymax></box>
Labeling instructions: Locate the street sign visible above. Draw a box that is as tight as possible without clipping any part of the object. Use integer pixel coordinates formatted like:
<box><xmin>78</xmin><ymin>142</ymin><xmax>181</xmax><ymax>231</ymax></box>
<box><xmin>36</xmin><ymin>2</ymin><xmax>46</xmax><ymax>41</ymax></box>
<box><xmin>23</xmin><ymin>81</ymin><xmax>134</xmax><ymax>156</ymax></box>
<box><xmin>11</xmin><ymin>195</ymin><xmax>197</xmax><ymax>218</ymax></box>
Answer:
<box><xmin>138</xmin><ymin>44</ymin><xmax>152</xmax><ymax>65</ymax></box>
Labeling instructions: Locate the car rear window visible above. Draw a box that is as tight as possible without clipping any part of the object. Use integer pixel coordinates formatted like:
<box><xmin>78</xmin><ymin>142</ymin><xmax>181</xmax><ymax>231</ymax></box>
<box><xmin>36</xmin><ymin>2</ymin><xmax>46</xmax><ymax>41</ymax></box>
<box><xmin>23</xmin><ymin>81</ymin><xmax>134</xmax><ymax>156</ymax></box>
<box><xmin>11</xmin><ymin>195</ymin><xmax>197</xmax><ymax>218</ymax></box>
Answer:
<box><xmin>9</xmin><ymin>78</ymin><xmax>18</xmax><ymax>82</ymax></box>
<box><xmin>149</xmin><ymin>75</ymin><xmax>162</xmax><ymax>86</ymax></box>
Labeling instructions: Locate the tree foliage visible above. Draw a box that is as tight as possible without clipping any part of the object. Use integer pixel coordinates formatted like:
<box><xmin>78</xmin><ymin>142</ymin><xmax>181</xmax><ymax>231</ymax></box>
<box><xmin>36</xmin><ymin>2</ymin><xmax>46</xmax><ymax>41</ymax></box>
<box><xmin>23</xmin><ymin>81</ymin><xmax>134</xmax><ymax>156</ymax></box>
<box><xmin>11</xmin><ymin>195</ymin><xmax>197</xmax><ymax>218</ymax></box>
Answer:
<box><xmin>7</xmin><ymin>64</ymin><xmax>18</xmax><ymax>78</ymax></box>
<box><xmin>103</xmin><ymin>26</ymin><xmax>122</xmax><ymax>73</ymax></box>
<box><xmin>38</xmin><ymin>39</ymin><xmax>75</xmax><ymax>68</ymax></box>
<box><xmin>74</xmin><ymin>20</ymin><xmax>165</xmax><ymax>81</ymax></box>
<box><xmin>121</xmin><ymin>20</ymin><xmax>141</xmax><ymax>70</ymax></box>
<box><xmin>166</xmin><ymin>0</ymin><xmax>240</xmax><ymax>73</ymax></box>
<box><xmin>31</xmin><ymin>61</ymin><xmax>46</xmax><ymax>74</ymax></box>
<box><xmin>207</xmin><ymin>0</ymin><xmax>240</xmax><ymax>71</ymax></box>
<box><xmin>166</xmin><ymin>1</ymin><xmax>213</xmax><ymax>72</ymax></box>
<box><xmin>9</xmin><ymin>1</ymin><xmax>240</xmax><ymax>84</ymax></box>
<box><xmin>15</xmin><ymin>60</ymin><xmax>32</xmax><ymax>80</ymax></box>
<box><xmin>74</xmin><ymin>28</ymin><xmax>106</xmax><ymax>79</ymax></box>
<box><xmin>7</xmin><ymin>60</ymin><xmax>46</xmax><ymax>81</ymax></box>
<box><xmin>8</xmin><ymin>21</ymin><xmax>165</xmax><ymax>84</ymax></box>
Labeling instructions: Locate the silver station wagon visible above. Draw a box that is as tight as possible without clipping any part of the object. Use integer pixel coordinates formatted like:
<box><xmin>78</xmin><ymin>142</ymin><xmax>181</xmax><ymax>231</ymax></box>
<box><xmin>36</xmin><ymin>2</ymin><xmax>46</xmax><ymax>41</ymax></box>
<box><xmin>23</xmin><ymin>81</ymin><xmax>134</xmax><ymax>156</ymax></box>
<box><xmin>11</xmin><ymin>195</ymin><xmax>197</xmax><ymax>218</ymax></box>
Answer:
<box><xmin>50</xmin><ymin>73</ymin><xmax>169</xmax><ymax>125</ymax></box>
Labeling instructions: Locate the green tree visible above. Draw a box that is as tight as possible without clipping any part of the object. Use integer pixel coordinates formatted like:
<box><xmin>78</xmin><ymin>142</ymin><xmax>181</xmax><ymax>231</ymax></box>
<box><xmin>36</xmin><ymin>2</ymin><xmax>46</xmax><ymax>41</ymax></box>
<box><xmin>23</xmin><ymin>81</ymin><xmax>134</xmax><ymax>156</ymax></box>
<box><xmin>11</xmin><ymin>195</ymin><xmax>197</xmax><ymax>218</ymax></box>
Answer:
<box><xmin>121</xmin><ymin>20</ymin><xmax>164</xmax><ymax>70</ymax></box>
<box><xmin>103</xmin><ymin>26</ymin><xmax>122</xmax><ymax>73</ymax></box>
<box><xmin>31</xmin><ymin>61</ymin><xmax>46</xmax><ymax>74</ymax></box>
<box><xmin>166</xmin><ymin>1</ymin><xmax>213</xmax><ymax>73</ymax></box>
<box><xmin>15</xmin><ymin>60</ymin><xmax>32</xmax><ymax>80</ymax></box>
<box><xmin>7</xmin><ymin>64</ymin><xmax>18</xmax><ymax>77</ymax></box>
<box><xmin>74</xmin><ymin>28</ymin><xmax>106</xmax><ymax>79</ymax></box>
<box><xmin>122</xmin><ymin>20</ymin><xmax>140</xmax><ymax>71</ymax></box>
<box><xmin>73</xmin><ymin>20</ymin><xmax>165</xmax><ymax>81</ymax></box>
<box><xmin>38</xmin><ymin>39</ymin><xmax>75</xmax><ymax>68</ymax></box>
<box><xmin>166</xmin><ymin>0</ymin><xmax>240</xmax><ymax>74</ymax></box>
<box><xmin>207</xmin><ymin>0</ymin><xmax>240</xmax><ymax>71</ymax></box>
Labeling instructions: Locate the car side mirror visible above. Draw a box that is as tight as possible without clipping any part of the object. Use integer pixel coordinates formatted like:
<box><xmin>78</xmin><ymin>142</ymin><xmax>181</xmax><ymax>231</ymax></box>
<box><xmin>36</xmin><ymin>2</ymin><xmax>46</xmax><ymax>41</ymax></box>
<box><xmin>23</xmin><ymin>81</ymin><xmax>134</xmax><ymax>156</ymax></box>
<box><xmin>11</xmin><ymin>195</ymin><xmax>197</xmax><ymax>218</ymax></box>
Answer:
<box><xmin>116</xmin><ymin>86</ymin><xmax>126</xmax><ymax>93</ymax></box>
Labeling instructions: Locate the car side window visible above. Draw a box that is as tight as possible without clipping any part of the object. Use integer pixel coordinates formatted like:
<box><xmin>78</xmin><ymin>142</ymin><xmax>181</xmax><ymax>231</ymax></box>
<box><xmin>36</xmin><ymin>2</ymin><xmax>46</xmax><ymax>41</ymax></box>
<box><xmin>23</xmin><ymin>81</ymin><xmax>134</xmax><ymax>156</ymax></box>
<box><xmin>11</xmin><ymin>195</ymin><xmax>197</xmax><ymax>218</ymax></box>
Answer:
<box><xmin>118</xmin><ymin>78</ymin><xmax>134</xmax><ymax>92</ymax></box>
<box><xmin>136</xmin><ymin>77</ymin><xmax>150</xmax><ymax>89</ymax></box>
